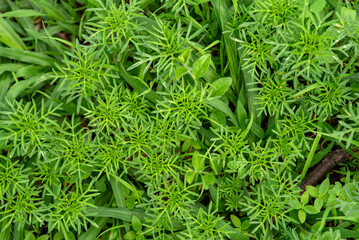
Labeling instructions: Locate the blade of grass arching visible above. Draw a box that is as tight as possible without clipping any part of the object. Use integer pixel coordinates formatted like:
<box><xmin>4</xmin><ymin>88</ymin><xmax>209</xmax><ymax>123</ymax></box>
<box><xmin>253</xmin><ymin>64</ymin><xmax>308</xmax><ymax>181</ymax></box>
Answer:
<box><xmin>86</xmin><ymin>207</ymin><xmax>149</xmax><ymax>223</ymax></box>
<box><xmin>109</xmin><ymin>176</ymin><xmax>126</xmax><ymax>208</ymax></box>
<box><xmin>0</xmin><ymin>18</ymin><xmax>26</xmax><ymax>50</ymax></box>
<box><xmin>6</xmin><ymin>73</ymin><xmax>51</xmax><ymax>102</ymax></box>
<box><xmin>0</xmin><ymin>221</ymin><xmax>11</xmax><ymax>239</ymax></box>
<box><xmin>0</xmin><ymin>9</ymin><xmax>44</xmax><ymax>18</ymax></box>
<box><xmin>0</xmin><ymin>63</ymin><xmax>26</xmax><ymax>75</ymax></box>
<box><xmin>30</xmin><ymin>0</ymin><xmax>71</xmax><ymax>22</ymax></box>
<box><xmin>6</xmin><ymin>1</ymin><xmax>36</xmax><ymax>33</ymax></box>
<box><xmin>0</xmin><ymin>73</ymin><xmax>10</xmax><ymax>102</ymax></box>
<box><xmin>310</xmin><ymin>141</ymin><xmax>335</xmax><ymax>168</ymax></box>
<box><xmin>78</xmin><ymin>217</ymin><xmax>109</xmax><ymax>240</ymax></box>
<box><xmin>210</xmin><ymin>0</ymin><xmax>239</xmax><ymax>93</ymax></box>
<box><xmin>13</xmin><ymin>221</ymin><xmax>25</xmax><ymax>240</ymax></box>
<box><xmin>244</xmin><ymin>69</ymin><xmax>261</xmax><ymax>126</ymax></box>
<box><xmin>110</xmin><ymin>176</ymin><xmax>131</xmax><ymax>232</ymax></box>
<box><xmin>301</xmin><ymin>133</ymin><xmax>321</xmax><ymax>181</ymax></box>
<box><xmin>0</xmin><ymin>46</ymin><xmax>55</xmax><ymax>66</ymax></box>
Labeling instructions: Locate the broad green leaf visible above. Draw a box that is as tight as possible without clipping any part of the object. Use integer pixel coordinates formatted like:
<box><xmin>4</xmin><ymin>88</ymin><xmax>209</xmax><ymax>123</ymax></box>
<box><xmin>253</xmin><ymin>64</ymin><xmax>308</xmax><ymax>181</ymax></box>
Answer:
<box><xmin>192</xmin><ymin>152</ymin><xmax>205</xmax><ymax>172</ymax></box>
<box><xmin>175</xmin><ymin>66</ymin><xmax>188</xmax><ymax>80</ymax></box>
<box><xmin>236</xmin><ymin>98</ymin><xmax>248</xmax><ymax>130</ymax></box>
<box><xmin>227</xmin><ymin>160</ymin><xmax>240</xmax><ymax>170</ymax></box>
<box><xmin>306</xmin><ymin>186</ymin><xmax>319</xmax><ymax>198</ymax></box>
<box><xmin>186</xmin><ymin>170</ymin><xmax>196</xmax><ymax>184</ymax></box>
<box><xmin>205</xmin><ymin>99</ymin><xmax>239</xmax><ymax>127</ymax></box>
<box><xmin>310</xmin><ymin>0</ymin><xmax>326</xmax><ymax>13</ymax></box>
<box><xmin>193</xmin><ymin>54</ymin><xmax>211</xmax><ymax>78</ymax></box>
<box><xmin>301</xmin><ymin>191</ymin><xmax>309</xmax><ymax>205</ymax></box>
<box><xmin>124</xmin><ymin>231</ymin><xmax>136</xmax><ymax>240</ymax></box>
<box><xmin>341</xmin><ymin>7</ymin><xmax>357</xmax><ymax>22</ymax></box>
<box><xmin>210</xmin><ymin>77</ymin><xmax>232</xmax><ymax>97</ymax></box>
<box><xmin>178</xmin><ymin>49</ymin><xmax>192</xmax><ymax>64</ymax></box>
<box><xmin>0</xmin><ymin>73</ymin><xmax>10</xmax><ymax>102</ymax></box>
<box><xmin>6</xmin><ymin>74</ymin><xmax>51</xmax><ymax>101</ymax></box>
<box><xmin>319</xmin><ymin>178</ymin><xmax>330</xmax><ymax>196</ymax></box>
<box><xmin>304</xmin><ymin>205</ymin><xmax>320</xmax><ymax>214</ymax></box>
<box><xmin>241</xmin><ymin>220</ymin><xmax>250</xmax><ymax>230</ymax></box>
<box><xmin>314</xmin><ymin>198</ymin><xmax>323</xmax><ymax>210</ymax></box>
<box><xmin>202</xmin><ymin>174</ymin><xmax>216</xmax><ymax>190</ymax></box>
<box><xmin>230</xmin><ymin>215</ymin><xmax>241</xmax><ymax>228</ymax></box>
<box><xmin>298</xmin><ymin>209</ymin><xmax>306</xmax><ymax>223</ymax></box>
<box><xmin>131</xmin><ymin>215</ymin><xmax>142</xmax><ymax>232</ymax></box>
<box><xmin>36</xmin><ymin>235</ymin><xmax>50</xmax><ymax>240</ymax></box>
<box><xmin>24</xmin><ymin>232</ymin><xmax>35</xmax><ymax>240</ymax></box>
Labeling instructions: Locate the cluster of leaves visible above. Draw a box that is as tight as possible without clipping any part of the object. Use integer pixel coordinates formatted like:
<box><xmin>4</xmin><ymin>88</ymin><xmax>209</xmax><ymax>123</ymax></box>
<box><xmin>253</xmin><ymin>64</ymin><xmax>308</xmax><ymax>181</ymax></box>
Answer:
<box><xmin>0</xmin><ymin>0</ymin><xmax>359</xmax><ymax>239</ymax></box>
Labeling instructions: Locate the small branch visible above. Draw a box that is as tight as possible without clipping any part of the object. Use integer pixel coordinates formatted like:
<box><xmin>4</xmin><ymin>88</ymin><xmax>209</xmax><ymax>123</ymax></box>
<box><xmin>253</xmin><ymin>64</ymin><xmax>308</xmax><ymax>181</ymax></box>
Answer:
<box><xmin>300</xmin><ymin>149</ymin><xmax>351</xmax><ymax>190</ymax></box>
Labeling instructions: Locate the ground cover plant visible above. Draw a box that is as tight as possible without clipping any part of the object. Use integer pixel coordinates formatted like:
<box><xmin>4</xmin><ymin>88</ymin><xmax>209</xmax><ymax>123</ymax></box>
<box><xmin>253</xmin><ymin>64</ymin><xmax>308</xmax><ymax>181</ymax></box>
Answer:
<box><xmin>0</xmin><ymin>0</ymin><xmax>359</xmax><ymax>239</ymax></box>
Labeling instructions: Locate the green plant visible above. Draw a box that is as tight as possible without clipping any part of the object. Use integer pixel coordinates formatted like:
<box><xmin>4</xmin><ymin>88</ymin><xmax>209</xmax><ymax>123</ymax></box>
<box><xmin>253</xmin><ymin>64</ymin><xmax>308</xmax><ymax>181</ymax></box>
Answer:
<box><xmin>0</xmin><ymin>0</ymin><xmax>359</xmax><ymax>239</ymax></box>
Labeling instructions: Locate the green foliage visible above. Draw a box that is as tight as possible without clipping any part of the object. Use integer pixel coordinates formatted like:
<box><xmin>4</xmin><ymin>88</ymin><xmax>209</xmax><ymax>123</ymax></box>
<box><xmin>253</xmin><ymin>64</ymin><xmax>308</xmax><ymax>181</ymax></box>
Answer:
<box><xmin>0</xmin><ymin>0</ymin><xmax>358</xmax><ymax>239</ymax></box>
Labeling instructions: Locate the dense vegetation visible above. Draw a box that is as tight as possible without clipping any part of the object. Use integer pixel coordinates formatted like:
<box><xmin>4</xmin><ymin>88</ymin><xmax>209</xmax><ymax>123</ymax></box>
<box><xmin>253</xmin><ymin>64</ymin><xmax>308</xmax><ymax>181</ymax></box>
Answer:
<box><xmin>0</xmin><ymin>0</ymin><xmax>359</xmax><ymax>239</ymax></box>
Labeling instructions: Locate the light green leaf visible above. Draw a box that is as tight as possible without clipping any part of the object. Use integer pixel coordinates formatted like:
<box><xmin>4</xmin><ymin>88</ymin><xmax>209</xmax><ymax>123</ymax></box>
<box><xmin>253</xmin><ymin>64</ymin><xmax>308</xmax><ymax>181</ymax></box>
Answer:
<box><xmin>319</xmin><ymin>178</ymin><xmax>330</xmax><ymax>196</ymax></box>
<box><xmin>341</xmin><ymin>7</ymin><xmax>357</xmax><ymax>22</ymax></box>
<box><xmin>310</xmin><ymin>0</ymin><xmax>326</xmax><ymax>13</ymax></box>
<box><xmin>210</xmin><ymin>77</ymin><xmax>232</xmax><ymax>97</ymax></box>
<box><xmin>124</xmin><ymin>231</ymin><xmax>137</xmax><ymax>240</ymax></box>
<box><xmin>178</xmin><ymin>49</ymin><xmax>192</xmax><ymax>64</ymax></box>
<box><xmin>202</xmin><ymin>174</ymin><xmax>215</xmax><ymax>190</ymax></box>
<box><xmin>306</xmin><ymin>185</ymin><xmax>319</xmax><ymax>198</ymax></box>
<box><xmin>193</xmin><ymin>54</ymin><xmax>211</xmax><ymax>78</ymax></box>
<box><xmin>298</xmin><ymin>209</ymin><xmax>306</xmax><ymax>223</ymax></box>
<box><xmin>131</xmin><ymin>215</ymin><xmax>142</xmax><ymax>232</ymax></box>
<box><xmin>186</xmin><ymin>170</ymin><xmax>196</xmax><ymax>184</ymax></box>
<box><xmin>227</xmin><ymin>160</ymin><xmax>240</xmax><ymax>171</ymax></box>
<box><xmin>192</xmin><ymin>152</ymin><xmax>205</xmax><ymax>172</ymax></box>
<box><xmin>1</xmin><ymin>10</ymin><xmax>43</xmax><ymax>18</ymax></box>
<box><xmin>304</xmin><ymin>205</ymin><xmax>320</xmax><ymax>214</ymax></box>
<box><xmin>0</xmin><ymin>18</ymin><xmax>26</xmax><ymax>50</ymax></box>
<box><xmin>230</xmin><ymin>215</ymin><xmax>241</xmax><ymax>228</ymax></box>
<box><xmin>301</xmin><ymin>191</ymin><xmax>309</xmax><ymax>205</ymax></box>
<box><xmin>36</xmin><ymin>236</ymin><xmax>49</xmax><ymax>240</ymax></box>
<box><xmin>175</xmin><ymin>66</ymin><xmax>188</xmax><ymax>80</ymax></box>
<box><xmin>301</xmin><ymin>134</ymin><xmax>321</xmax><ymax>181</ymax></box>
<box><xmin>314</xmin><ymin>198</ymin><xmax>323</xmax><ymax>210</ymax></box>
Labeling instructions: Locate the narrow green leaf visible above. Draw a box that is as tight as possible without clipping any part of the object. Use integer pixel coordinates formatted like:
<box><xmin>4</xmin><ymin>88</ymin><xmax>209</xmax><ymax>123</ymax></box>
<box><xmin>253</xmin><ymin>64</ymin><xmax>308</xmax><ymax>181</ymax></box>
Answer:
<box><xmin>301</xmin><ymin>134</ymin><xmax>321</xmax><ymax>181</ymax></box>
<box><xmin>0</xmin><ymin>18</ymin><xmax>26</xmax><ymax>50</ymax></box>
<box><xmin>0</xmin><ymin>46</ymin><xmax>55</xmax><ymax>66</ymax></box>
<box><xmin>292</xmin><ymin>83</ymin><xmax>319</xmax><ymax>99</ymax></box>
<box><xmin>0</xmin><ymin>10</ymin><xmax>44</xmax><ymax>18</ymax></box>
